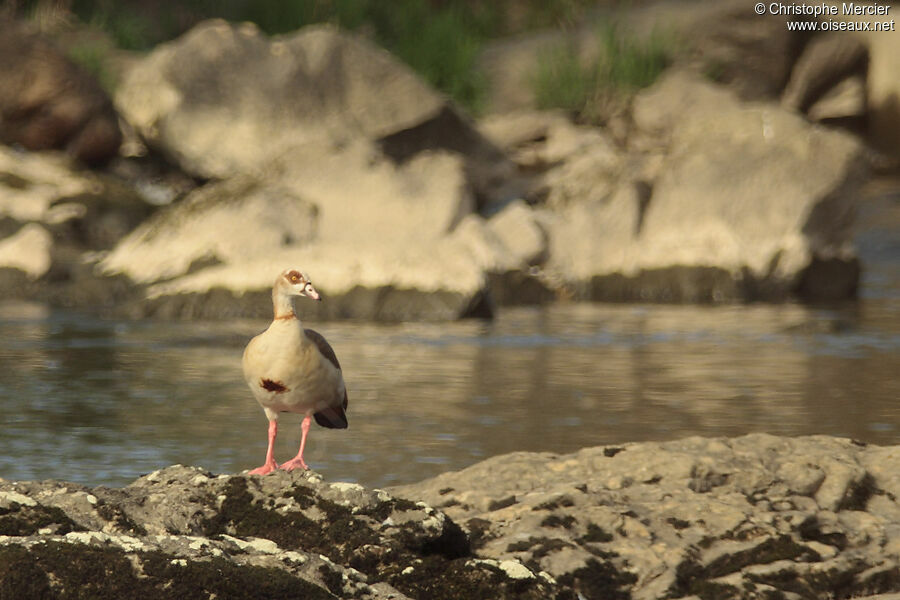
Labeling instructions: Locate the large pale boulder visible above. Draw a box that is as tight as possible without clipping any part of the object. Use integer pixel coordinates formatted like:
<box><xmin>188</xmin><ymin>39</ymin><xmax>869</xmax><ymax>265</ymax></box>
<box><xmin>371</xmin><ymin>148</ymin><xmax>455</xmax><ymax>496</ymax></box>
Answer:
<box><xmin>115</xmin><ymin>20</ymin><xmax>502</xmax><ymax>181</ymax></box>
<box><xmin>269</xmin><ymin>140</ymin><xmax>473</xmax><ymax>244</ymax></box>
<box><xmin>100</xmin><ymin>20</ymin><xmax>517</xmax><ymax>320</ymax></box>
<box><xmin>99</xmin><ymin>175</ymin><xmax>319</xmax><ymax>284</ymax></box>
<box><xmin>545</xmin><ymin>71</ymin><xmax>867</xmax><ymax>302</ymax></box>
<box><xmin>133</xmin><ymin>239</ymin><xmax>491</xmax><ymax>321</ymax></box>
<box><xmin>99</xmin><ymin>144</ymin><xmax>491</xmax><ymax>320</ymax></box>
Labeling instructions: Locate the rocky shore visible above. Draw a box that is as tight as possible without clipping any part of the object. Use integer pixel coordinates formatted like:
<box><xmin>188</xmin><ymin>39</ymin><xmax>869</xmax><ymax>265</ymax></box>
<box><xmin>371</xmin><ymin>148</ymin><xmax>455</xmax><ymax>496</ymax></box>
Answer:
<box><xmin>2</xmin><ymin>434</ymin><xmax>899</xmax><ymax>599</ymax></box>
<box><xmin>2</xmin><ymin>1</ymin><xmax>896</xmax><ymax>320</ymax></box>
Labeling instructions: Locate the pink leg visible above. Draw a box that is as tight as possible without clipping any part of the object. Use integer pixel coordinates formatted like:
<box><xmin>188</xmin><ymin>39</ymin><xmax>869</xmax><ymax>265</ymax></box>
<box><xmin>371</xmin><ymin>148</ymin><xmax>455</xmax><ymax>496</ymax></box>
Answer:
<box><xmin>249</xmin><ymin>420</ymin><xmax>279</xmax><ymax>475</ymax></box>
<box><xmin>280</xmin><ymin>415</ymin><xmax>311</xmax><ymax>471</ymax></box>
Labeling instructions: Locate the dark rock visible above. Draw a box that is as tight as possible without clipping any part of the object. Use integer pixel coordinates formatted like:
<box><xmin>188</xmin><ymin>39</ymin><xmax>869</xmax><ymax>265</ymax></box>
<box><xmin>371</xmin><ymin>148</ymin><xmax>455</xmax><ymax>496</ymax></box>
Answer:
<box><xmin>782</xmin><ymin>34</ymin><xmax>869</xmax><ymax>117</ymax></box>
<box><xmin>683</xmin><ymin>0</ymin><xmax>810</xmax><ymax>100</ymax></box>
<box><xmin>0</xmin><ymin>21</ymin><xmax>121</xmax><ymax>165</ymax></box>
<box><xmin>3</xmin><ymin>436</ymin><xmax>900</xmax><ymax>598</ymax></box>
<box><xmin>131</xmin><ymin>285</ymin><xmax>491</xmax><ymax>322</ymax></box>
<box><xmin>0</xmin><ymin>466</ymin><xmax>558</xmax><ymax>599</ymax></box>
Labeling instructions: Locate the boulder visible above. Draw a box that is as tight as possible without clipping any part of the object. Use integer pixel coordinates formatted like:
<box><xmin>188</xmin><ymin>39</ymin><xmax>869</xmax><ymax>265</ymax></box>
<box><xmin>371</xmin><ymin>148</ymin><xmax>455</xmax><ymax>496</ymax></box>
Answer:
<box><xmin>544</xmin><ymin>71</ymin><xmax>868</xmax><ymax>302</ymax></box>
<box><xmin>114</xmin><ymin>20</ymin><xmax>504</xmax><ymax>182</ymax></box>
<box><xmin>0</xmin><ymin>466</ymin><xmax>556</xmax><ymax>599</ymax></box>
<box><xmin>391</xmin><ymin>434</ymin><xmax>900</xmax><ymax>600</ymax></box>
<box><xmin>3</xmin><ymin>435</ymin><xmax>899</xmax><ymax>599</ymax></box>
<box><xmin>782</xmin><ymin>34</ymin><xmax>868</xmax><ymax>126</ymax></box>
<box><xmin>0</xmin><ymin>222</ymin><xmax>52</xmax><ymax>278</ymax></box>
<box><xmin>99</xmin><ymin>174</ymin><xmax>319</xmax><ymax>285</ymax></box>
<box><xmin>0</xmin><ymin>146</ymin><xmax>152</xmax><ymax>307</ymax></box>
<box><xmin>806</xmin><ymin>75</ymin><xmax>867</xmax><ymax>124</ymax></box>
<box><xmin>0</xmin><ymin>146</ymin><xmax>154</xmax><ymax>250</ymax></box>
<box><xmin>100</xmin><ymin>20</ymin><xmax>525</xmax><ymax>320</ymax></box>
<box><xmin>0</xmin><ymin>21</ymin><xmax>121</xmax><ymax>165</ymax></box>
<box><xmin>269</xmin><ymin>140</ymin><xmax>474</xmax><ymax>245</ymax></box>
<box><xmin>449</xmin><ymin>210</ymin><xmax>554</xmax><ymax>306</ymax></box>
<box><xmin>126</xmin><ymin>240</ymin><xmax>493</xmax><ymax>321</ymax></box>
<box><xmin>99</xmin><ymin>140</ymin><xmax>493</xmax><ymax>320</ymax></box>
<box><xmin>487</xmin><ymin>200</ymin><xmax>548</xmax><ymax>267</ymax></box>
<box><xmin>680</xmin><ymin>0</ymin><xmax>809</xmax><ymax>100</ymax></box>
<box><xmin>852</xmin><ymin>15</ymin><xmax>900</xmax><ymax>157</ymax></box>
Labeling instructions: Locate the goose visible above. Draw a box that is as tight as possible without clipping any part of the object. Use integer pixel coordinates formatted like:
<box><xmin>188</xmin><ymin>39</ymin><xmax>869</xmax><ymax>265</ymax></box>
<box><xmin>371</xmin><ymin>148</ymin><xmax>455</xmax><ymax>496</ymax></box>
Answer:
<box><xmin>242</xmin><ymin>268</ymin><xmax>348</xmax><ymax>475</ymax></box>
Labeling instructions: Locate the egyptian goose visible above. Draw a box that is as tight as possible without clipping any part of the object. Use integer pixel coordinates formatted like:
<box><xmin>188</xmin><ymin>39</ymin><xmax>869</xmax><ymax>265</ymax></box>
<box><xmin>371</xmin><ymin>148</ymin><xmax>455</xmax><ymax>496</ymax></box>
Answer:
<box><xmin>242</xmin><ymin>268</ymin><xmax>348</xmax><ymax>475</ymax></box>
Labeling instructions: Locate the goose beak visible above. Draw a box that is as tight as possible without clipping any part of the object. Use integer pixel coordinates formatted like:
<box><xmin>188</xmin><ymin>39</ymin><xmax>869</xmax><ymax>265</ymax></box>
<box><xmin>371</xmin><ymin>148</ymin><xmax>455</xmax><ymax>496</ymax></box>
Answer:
<box><xmin>306</xmin><ymin>285</ymin><xmax>321</xmax><ymax>301</ymax></box>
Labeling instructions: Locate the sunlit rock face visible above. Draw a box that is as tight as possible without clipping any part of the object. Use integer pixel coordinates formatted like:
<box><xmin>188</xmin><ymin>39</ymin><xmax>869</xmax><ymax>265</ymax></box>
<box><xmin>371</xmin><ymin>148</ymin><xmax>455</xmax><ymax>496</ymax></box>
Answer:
<box><xmin>103</xmin><ymin>19</ymin><xmax>529</xmax><ymax>320</ymax></box>
<box><xmin>536</xmin><ymin>71</ymin><xmax>867</xmax><ymax>303</ymax></box>
<box><xmin>0</xmin><ymin>11</ymin><xmax>882</xmax><ymax>317</ymax></box>
<box><xmin>3</xmin><ymin>435</ymin><xmax>899</xmax><ymax>599</ymax></box>
<box><xmin>0</xmin><ymin>146</ymin><xmax>153</xmax><ymax>307</ymax></box>
<box><xmin>118</xmin><ymin>21</ymin><xmax>422</xmax><ymax>178</ymax></box>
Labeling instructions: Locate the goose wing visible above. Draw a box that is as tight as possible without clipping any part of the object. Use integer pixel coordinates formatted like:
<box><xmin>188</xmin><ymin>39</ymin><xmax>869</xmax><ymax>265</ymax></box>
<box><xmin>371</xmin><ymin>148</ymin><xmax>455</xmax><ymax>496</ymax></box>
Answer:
<box><xmin>305</xmin><ymin>328</ymin><xmax>349</xmax><ymax>429</ymax></box>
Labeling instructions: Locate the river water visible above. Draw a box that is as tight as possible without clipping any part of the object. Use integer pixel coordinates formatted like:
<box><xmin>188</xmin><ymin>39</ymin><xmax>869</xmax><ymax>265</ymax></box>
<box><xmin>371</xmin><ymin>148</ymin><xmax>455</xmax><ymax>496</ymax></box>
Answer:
<box><xmin>0</xmin><ymin>183</ymin><xmax>897</xmax><ymax>489</ymax></box>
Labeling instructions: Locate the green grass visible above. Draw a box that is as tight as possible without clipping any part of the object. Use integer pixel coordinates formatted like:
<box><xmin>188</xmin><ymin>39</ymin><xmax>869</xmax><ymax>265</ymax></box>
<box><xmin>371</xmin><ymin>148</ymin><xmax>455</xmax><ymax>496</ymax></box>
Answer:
<box><xmin>66</xmin><ymin>41</ymin><xmax>117</xmax><ymax>92</ymax></box>
<box><xmin>60</xmin><ymin>0</ymin><xmax>499</xmax><ymax>113</ymax></box>
<box><xmin>381</xmin><ymin>4</ymin><xmax>490</xmax><ymax>113</ymax></box>
<box><xmin>532</xmin><ymin>21</ymin><xmax>674</xmax><ymax>118</ymax></box>
<box><xmin>69</xmin><ymin>0</ymin><xmax>152</xmax><ymax>50</ymax></box>
<box><xmin>534</xmin><ymin>44</ymin><xmax>595</xmax><ymax>113</ymax></box>
<box><xmin>597</xmin><ymin>23</ymin><xmax>671</xmax><ymax>91</ymax></box>
<box><xmin>21</xmin><ymin>0</ymin><xmax>640</xmax><ymax>115</ymax></box>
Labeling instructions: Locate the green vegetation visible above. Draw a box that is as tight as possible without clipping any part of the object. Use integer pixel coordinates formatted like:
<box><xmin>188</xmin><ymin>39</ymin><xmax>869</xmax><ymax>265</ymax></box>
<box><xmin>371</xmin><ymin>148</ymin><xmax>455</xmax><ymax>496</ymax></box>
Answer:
<box><xmin>66</xmin><ymin>40</ymin><xmax>117</xmax><ymax>92</ymax></box>
<box><xmin>19</xmin><ymin>0</ymin><xmax>649</xmax><ymax>114</ymax></box>
<box><xmin>598</xmin><ymin>23</ymin><xmax>671</xmax><ymax>90</ymax></box>
<box><xmin>52</xmin><ymin>0</ymin><xmax>512</xmax><ymax>112</ymax></box>
<box><xmin>533</xmin><ymin>44</ymin><xmax>595</xmax><ymax>113</ymax></box>
<box><xmin>77</xmin><ymin>2</ymin><xmax>150</xmax><ymax>50</ymax></box>
<box><xmin>375</xmin><ymin>3</ymin><xmax>491</xmax><ymax>112</ymax></box>
<box><xmin>533</xmin><ymin>22</ymin><xmax>675</xmax><ymax>120</ymax></box>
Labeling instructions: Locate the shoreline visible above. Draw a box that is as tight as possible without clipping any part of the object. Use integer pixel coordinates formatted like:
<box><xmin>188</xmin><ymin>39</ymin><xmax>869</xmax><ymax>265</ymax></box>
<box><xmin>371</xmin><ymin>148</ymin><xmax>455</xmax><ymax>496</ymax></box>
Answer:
<box><xmin>2</xmin><ymin>433</ymin><xmax>899</xmax><ymax>598</ymax></box>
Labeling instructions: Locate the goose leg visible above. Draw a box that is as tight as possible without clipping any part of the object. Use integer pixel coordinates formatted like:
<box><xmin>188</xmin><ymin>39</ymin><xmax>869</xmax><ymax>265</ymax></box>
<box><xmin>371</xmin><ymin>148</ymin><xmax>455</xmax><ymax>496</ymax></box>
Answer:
<box><xmin>249</xmin><ymin>420</ymin><xmax>279</xmax><ymax>475</ymax></box>
<box><xmin>280</xmin><ymin>415</ymin><xmax>311</xmax><ymax>471</ymax></box>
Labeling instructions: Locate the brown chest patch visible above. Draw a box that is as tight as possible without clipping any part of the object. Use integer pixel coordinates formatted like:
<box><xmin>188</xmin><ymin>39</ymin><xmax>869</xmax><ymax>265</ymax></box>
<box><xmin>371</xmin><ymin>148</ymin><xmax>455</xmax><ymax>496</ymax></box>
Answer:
<box><xmin>260</xmin><ymin>378</ymin><xmax>289</xmax><ymax>393</ymax></box>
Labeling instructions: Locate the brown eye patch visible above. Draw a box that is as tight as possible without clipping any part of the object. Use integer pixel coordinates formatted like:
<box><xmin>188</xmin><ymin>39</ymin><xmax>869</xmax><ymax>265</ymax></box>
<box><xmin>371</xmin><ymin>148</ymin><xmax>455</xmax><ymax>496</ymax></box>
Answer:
<box><xmin>287</xmin><ymin>270</ymin><xmax>301</xmax><ymax>283</ymax></box>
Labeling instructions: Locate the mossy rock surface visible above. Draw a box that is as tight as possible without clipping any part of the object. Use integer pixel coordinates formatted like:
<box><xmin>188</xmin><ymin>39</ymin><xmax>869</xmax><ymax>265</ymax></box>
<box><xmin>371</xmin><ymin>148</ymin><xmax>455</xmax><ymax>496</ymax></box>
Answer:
<box><xmin>4</xmin><ymin>435</ymin><xmax>900</xmax><ymax>599</ymax></box>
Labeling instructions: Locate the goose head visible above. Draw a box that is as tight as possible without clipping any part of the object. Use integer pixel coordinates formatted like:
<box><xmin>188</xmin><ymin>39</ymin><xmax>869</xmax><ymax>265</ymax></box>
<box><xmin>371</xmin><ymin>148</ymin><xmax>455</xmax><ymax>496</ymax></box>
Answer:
<box><xmin>275</xmin><ymin>268</ymin><xmax>321</xmax><ymax>302</ymax></box>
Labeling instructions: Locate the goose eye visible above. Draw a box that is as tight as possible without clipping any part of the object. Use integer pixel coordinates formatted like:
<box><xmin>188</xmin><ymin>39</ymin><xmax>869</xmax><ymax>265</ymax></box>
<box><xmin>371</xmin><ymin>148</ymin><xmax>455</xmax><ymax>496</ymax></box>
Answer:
<box><xmin>289</xmin><ymin>273</ymin><xmax>299</xmax><ymax>283</ymax></box>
